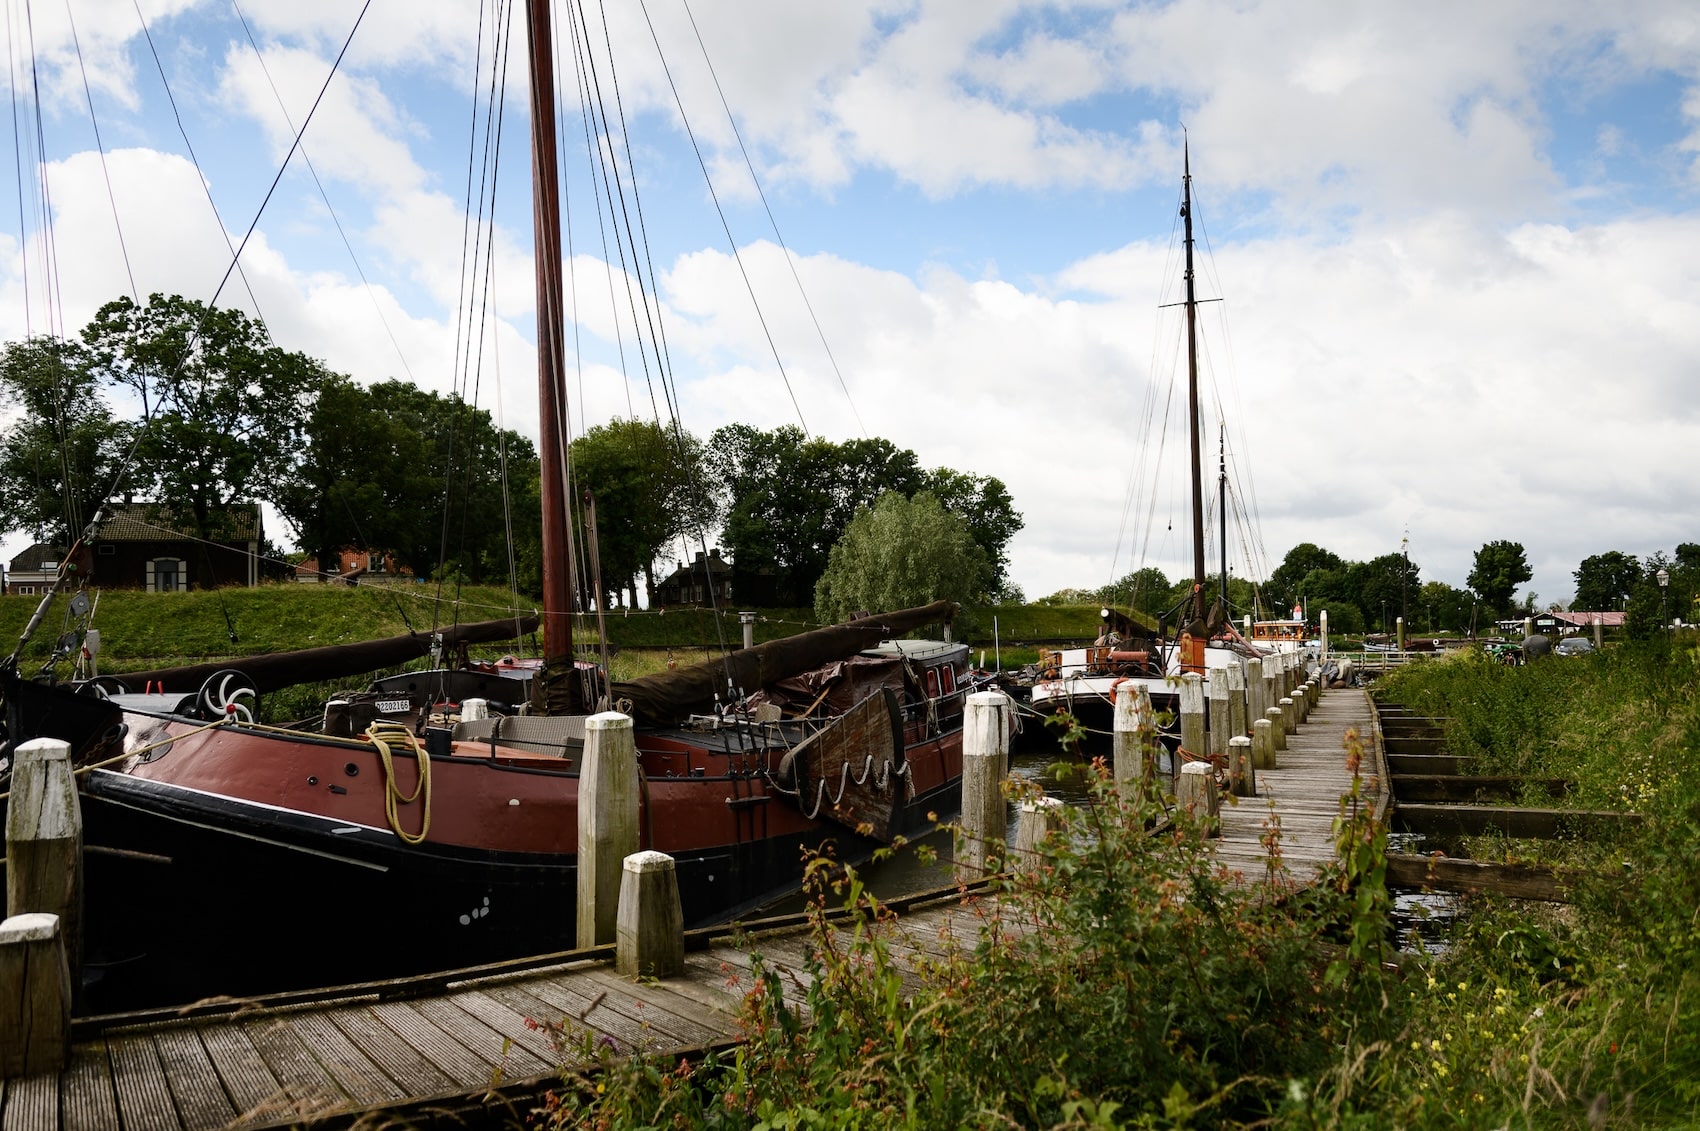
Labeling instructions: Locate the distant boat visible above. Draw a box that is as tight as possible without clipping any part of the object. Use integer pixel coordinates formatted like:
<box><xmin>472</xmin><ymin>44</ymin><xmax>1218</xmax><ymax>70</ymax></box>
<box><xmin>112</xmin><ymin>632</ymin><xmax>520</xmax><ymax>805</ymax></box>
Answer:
<box><xmin>1029</xmin><ymin>148</ymin><xmax>1296</xmax><ymax>740</ymax></box>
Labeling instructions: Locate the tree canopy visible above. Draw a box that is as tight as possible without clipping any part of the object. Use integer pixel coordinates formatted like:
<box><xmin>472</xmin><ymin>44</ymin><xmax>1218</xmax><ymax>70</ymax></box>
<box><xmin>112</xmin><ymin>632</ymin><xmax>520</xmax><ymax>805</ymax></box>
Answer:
<box><xmin>813</xmin><ymin>492</ymin><xmax>990</xmax><ymax>623</ymax></box>
<box><xmin>569</xmin><ymin>418</ymin><xmax>709</xmax><ymax>608</ymax></box>
<box><xmin>1572</xmin><ymin>551</ymin><xmax>1641</xmax><ymax>612</ymax></box>
<box><xmin>707</xmin><ymin>424</ymin><xmax>1020</xmax><ymax>607</ymax></box>
<box><xmin>1468</xmin><ymin>540</ymin><xmax>1532</xmax><ymax>617</ymax></box>
<box><xmin>1266</xmin><ymin>543</ymin><xmax>1345</xmax><ymax>611</ymax></box>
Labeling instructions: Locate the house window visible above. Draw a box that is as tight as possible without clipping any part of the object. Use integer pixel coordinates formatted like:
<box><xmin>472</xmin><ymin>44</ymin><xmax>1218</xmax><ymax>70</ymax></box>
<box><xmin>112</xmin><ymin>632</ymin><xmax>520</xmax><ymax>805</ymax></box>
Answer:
<box><xmin>149</xmin><ymin>557</ymin><xmax>188</xmax><ymax>593</ymax></box>
<box><xmin>16</xmin><ymin>585</ymin><xmax>34</xmax><ymax>595</ymax></box>
<box><xmin>97</xmin><ymin>544</ymin><xmax>116</xmax><ymax>556</ymax></box>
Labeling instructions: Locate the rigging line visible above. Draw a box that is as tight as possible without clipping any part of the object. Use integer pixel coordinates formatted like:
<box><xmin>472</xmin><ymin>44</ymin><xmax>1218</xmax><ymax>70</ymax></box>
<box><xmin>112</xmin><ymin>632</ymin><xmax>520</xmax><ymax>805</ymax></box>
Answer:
<box><xmin>566</xmin><ymin>0</ymin><xmax>666</xmax><ymax>428</ymax></box>
<box><xmin>23</xmin><ymin>1</ymin><xmax>61</xmax><ymax>341</ymax></box>
<box><xmin>229</xmin><ymin>0</ymin><xmax>417</xmax><ymax>384</ymax></box>
<box><xmin>595</xmin><ymin>0</ymin><xmax>684</xmax><ymax>428</ymax></box>
<box><xmin>95</xmin><ymin>0</ymin><xmax>371</xmax><ymax>511</ymax></box>
<box><xmin>676</xmin><ymin>0</ymin><xmax>866</xmax><ymax>438</ymax></box>
<box><xmin>454</xmin><ymin>0</ymin><xmax>511</xmax><ymax>406</ymax></box>
<box><xmin>448</xmin><ymin>0</ymin><xmax>491</xmax><ymax>395</ymax></box>
<box><xmin>562</xmin><ymin>0</ymin><xmax>643</xmax><ymax>425</ymax></box>
<box><xmin>129</xmin><ymin>0</ymin><xmax>270</xmax><ymax>330</ymax></box>
<box><xmin>633</xmin><ymin>0</ymin><xmax>810</xmax><ymax>437</ymax></box>
<box><xmin>7</xmin><ymin>5</ymin><xmax>32</xmax><ymax>330</ymax></box>
<box><xmin>64</xmin><ymin>0</ymin><xmax>137</xmax><ymax>302</ymax></box>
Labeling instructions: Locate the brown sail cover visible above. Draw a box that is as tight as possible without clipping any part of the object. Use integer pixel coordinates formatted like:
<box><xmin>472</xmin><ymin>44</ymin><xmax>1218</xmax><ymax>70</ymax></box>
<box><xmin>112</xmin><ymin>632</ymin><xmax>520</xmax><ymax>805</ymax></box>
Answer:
<box><xmin>613</xmin><ymin>601</ymin><xmax>956</xmax><ymax>726</ymax></box>
<box><xmin>113</xmin><ymin>616</ymin><xmax>538</xmax><ymax>694</ymax></box>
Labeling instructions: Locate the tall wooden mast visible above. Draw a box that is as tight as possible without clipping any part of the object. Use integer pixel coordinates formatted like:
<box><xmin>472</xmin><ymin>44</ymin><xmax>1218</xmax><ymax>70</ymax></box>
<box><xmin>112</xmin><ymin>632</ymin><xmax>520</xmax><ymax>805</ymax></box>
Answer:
<box><xmin>526</xmin><ymin>0</ymin><xmax>573</xmax><ymax>663</ymax></box>
<box><xmin>1182</xmin><ymin>143</ymin><xmax>1207</xmax><ymax>629</ymax></box>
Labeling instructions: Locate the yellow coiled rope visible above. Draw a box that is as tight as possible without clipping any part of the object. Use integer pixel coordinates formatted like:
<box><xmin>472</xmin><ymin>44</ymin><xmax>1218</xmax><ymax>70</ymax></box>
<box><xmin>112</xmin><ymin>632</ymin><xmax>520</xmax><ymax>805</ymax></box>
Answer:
<box><xmin>365</xmin><ymin>721</ymin><xmax>432</xmax><ymax>845</ymax></box>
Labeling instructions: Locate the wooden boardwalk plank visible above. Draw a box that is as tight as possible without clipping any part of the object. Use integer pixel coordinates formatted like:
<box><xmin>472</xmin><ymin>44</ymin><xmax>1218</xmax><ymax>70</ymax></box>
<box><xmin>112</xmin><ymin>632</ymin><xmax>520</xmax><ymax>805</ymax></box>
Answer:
<box><xmin>322</xmin><ymin>1006</ymin><xmax>454</xmax><ymax>1098</ymax></box>
<box><xmin>107</xmin><ymin>1033</ymin><xmax>184</xmax><ymax>1131</ymax></box>
<box><xmin>196</xmin><ymin>1024</ymin><xmax>295</xmax><ymax>1129</ymax></box>
<box><xmin>152</xmin><ymin>1028</ymin><xmax>237</xmax><ymax>1131</ymax></box>
<box><xmin>444</xmin><ymin>990</ymin><xmax>575</xmax><ymax>1066</ymax></box>
<box><xmin>367</xmin><ymin>1001</ymin><xmax>500</xmax><ymax>1090</ymax></box>
<box><xmin>239</xmin><ymin>1018</ymin><xmax>343</xmax><ymax>1116</ymax></box>
<box><xmin>514</xmin><ymin>972</ymin><xmax>674</xmax><ymax>1056</ymax></box>
<box><xmin>59</xmin><ymin>1044</ymin><xmax>118</xmax><ymax>1131</ymax></box>
<box><xmin>574</xmin><ymin>969</ymin><xmax>726</xmax><ymax>1047</ymax></box>
<box><xmin>1</xmin><ymin>1070</ymin><xmax>58</xmax><ymax>1131</ymax></box>
<box><xmin>282</xmin><ymin>1012</ymin><xmax>405</xmax><ymax>1106</ymax></box>
<box><xmin>408</xmin><ymin>996</ymin><xmax>551</xmax><ymax>1079</ymax></box>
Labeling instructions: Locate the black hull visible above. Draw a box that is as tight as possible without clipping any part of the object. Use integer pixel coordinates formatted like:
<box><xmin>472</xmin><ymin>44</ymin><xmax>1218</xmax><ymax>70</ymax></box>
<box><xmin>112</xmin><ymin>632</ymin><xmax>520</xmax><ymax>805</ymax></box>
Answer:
<box><xmin>76</xmin><ymin>769</ymin><xmax>959</xmax><ymax>1013</ymax></box>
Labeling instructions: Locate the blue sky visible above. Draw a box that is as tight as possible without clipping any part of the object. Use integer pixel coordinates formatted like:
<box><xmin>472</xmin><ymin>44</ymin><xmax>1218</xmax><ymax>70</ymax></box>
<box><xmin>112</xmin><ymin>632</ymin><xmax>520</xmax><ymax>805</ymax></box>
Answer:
<box><xmin>4</xmin><ymin>1</ymin><xmax>1700</xmax><ymax>615</ymax></box>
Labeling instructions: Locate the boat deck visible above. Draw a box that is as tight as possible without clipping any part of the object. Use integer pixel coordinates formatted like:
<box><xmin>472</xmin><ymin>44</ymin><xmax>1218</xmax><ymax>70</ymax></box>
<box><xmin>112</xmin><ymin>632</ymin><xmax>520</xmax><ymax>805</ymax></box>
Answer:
<box><xmin>0</xmin><ymin>689</ymin><xmax>1382</xmax><ymax>1130</ymax></box>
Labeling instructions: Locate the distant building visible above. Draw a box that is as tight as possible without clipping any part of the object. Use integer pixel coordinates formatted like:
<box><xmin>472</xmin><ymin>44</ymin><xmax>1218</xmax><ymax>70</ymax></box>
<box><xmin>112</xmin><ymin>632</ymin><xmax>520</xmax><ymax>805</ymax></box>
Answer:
<box><xmin>6</xmin><ymin>542</ymin><xmax>65</xmax><ymax>595</ymax></box>
<box><xmin>92</xmin><ymin>503</ymin><xmax>263</xmax><ymax>591</ymax></box>
<box><xmin>293</xmin><ymin>549</ymin><xmax>411</xmax><ymax>585</ymax></box>
<box><xmin>651</xmin><ymin>549</ymin><xmax>733</xmax><ymax>607</ymax></box>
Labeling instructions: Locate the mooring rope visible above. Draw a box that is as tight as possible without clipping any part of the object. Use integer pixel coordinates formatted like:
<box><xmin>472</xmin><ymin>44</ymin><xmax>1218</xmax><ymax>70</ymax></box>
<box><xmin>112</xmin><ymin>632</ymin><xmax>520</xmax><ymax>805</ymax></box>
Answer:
<box><xmin>366</xmin><ymin>721</ymin><xmax>432</xmax><ymax>845</ymax></box>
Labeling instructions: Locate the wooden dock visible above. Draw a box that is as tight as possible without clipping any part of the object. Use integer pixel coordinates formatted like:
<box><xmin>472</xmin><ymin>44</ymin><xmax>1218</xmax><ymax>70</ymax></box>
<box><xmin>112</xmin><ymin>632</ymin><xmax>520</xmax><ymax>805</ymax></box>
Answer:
<box><xmin>0</xmin><ymin>688</ymin><xmax>1382</xmax><ymax>1130</ymax></box>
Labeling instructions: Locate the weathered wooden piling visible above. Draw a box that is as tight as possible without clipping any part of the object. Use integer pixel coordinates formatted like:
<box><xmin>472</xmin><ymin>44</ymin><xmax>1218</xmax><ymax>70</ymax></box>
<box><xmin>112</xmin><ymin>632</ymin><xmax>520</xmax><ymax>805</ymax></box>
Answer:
<box><xmin>1207</xmin><ymin>672</ymin><xmax>1230</xmax><ymax>757</ymax></box>
<box><xmin>1014</xmin><ymin>797</ymin><xmax>1066</xmax><ymax>871</ymax></box>
<box><xmin>1396</xmin><ymin>616</ymin><xmax>1406</xmax><ymax>652</ymax></box>
<box><xmin>0</xmin><ymin>913</ymin><xmax>71</xmax><ymax>1077</ymax></box>
<box><xmin>578</xmin><ymin>712</ymin><xmax>640</xmax><ymax>948</ymax></box>
<box><xmin>1175</xmin><ymin>762</ymin><xmax>1219</xmax><ymax>836</ymax></box>
<box><xmin>1280</xmin><ymin>695</ymin><xmax>1297</xmax><ymax>734</ymax></box>
<box><xmin>1228</xmin><ymin>735</ymin><xmax>1255</xmax><ymax>797</ymax></box>
<box><xmin>5</xmin><ymin>737</ymin><xmax>81</xmax><ymax>986</ymax></box>
<box><xmin>959</xmin><ymin>691</ymin><xmax>1009</xmax><ymax>881</ymax></box>
<box><xmin>1252</xmin><ymin>716</ymin><xmax>1276</xmax><ymax>770</ymax></box>
<box><xmin>1291</xmin><ymin>684</ymin><xmax>1308</xmax><ymax>724</ymax></box>
<box><xmin>1179</xmin><ymin>673</ymin><xmax>1206</xmax><ymax>759</ymax></box>
<box><xmin>1319</xmin><ymin>609</ymin><xmax>1329</xmax><ymax>658</ymax></box>
<box><xmin>1245</xmin><ymin>657</ymin><xmax>1265</xmax><ymax>734</ymax></box>
<box><xmin>1266</xmin><ymin>706</ymin><xmax>1287</xmax><ymax>752</ymax></box>
<box><xmin>1226</xmin><ymin>662</ymin><xmax>1248</xmax><ymax>739</ymax></box>
<box><xmin>1112</xmin><ymin>684</ymin><xmax>1159</xmax><ymax>800</ymax></box>
<box><xmin>615</xmin><ymin>851</ymin><xmax>684</xmax><ymax>978</ymax></box>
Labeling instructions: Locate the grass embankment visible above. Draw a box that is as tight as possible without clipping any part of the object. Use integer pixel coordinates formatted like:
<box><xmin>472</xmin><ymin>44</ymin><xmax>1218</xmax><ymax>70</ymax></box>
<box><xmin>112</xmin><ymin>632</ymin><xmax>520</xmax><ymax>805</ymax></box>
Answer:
<box><xmin>539</xmin><ymin>638</ymin><xmax>1700</xmax><ymax>1128</ymax></box>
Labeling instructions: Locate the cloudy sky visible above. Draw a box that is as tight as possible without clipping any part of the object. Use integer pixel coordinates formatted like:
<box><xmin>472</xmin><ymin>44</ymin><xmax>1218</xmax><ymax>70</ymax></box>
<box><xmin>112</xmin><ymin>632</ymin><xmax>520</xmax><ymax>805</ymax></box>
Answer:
<box><xmin>3</xmin><ymin>0</ymin><xmax>1698</xmax><ymax>614</ymax></box>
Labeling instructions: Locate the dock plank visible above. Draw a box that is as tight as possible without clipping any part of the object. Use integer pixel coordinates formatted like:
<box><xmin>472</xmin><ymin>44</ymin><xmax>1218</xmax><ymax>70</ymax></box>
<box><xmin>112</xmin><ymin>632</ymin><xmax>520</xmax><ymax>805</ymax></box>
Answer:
<box><xmin>274</xmin><ymin>1012</ymin><xmax>403</xmax><ymax>1106</ymax></box>
<box><xmin>1</xmin><ymin>1070</ymin><xmax>57</xmax><ymax>1131</ymax></box>
<box><xmin>409</xmin><ymin>996</ymin><xmax>551</xmax><ymax>1079</ymax></box>
<box><xmin>443</xmin><ymin>990</ymin><xmax>574</xmax><ymax>1066</ymax></box>
<box><xmin>367</xmin><ymin>1001</ymin><xmax>500</xmax><ymax>1090</ymax></box>
<box><xmin>58</xmin><ymin>1044</ymin><xmax>118</xmax><ymax>1131</ymax></box>
<box><xmin>196</xmin><ymin>1024</ymin><xmax>292</xmax><ymax>1128</ymax></box>
<box><xmin>151</xmin><ymin>1028</ymin><xmax>237</xmax><ymax>1131</ymax></box>
<box><xmin>107</xmin><ymin>1033</ymin><xmax>184</xmax><ymax>1131</ymax></box>
<box><xmin>322</xmin><ymin>1006</ymin><xmax>454</xmax><ymax>1099</ymax></box>
<box><xmin>573</xmin><ymin>969</ymin><xmax>726</xmax><ymax>1047</ymax></box>
<box><xmin>239</xmin><ymin>1018</ymin><xmax>343</xmax><ymax>1116</ymax></box>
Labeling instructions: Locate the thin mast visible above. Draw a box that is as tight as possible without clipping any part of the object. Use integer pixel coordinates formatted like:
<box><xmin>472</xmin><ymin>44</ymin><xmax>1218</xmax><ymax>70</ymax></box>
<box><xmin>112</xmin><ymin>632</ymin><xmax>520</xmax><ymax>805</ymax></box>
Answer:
<box><xmin>1183</xmin><ymin>144</ymin><xmax>1207</xmax><ymax>626</ymax></box>
<box><xmin>1218</xmin><ymin>425</ymin><xmax>1228</xmax><ymax>623</ymax></box>
<box><xmin>526</xmin><ymin>0</ymin><xmax>573</xmax><ymax>662</ymax></box>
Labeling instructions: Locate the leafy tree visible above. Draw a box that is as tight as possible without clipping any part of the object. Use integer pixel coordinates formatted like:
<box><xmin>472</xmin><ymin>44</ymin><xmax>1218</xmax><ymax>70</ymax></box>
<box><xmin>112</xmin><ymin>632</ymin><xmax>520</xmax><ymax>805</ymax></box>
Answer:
<box><xmin>920</xmin><ymin>468</ymin><xmax>1024</xmax><ymax>600</ymax></box>
<box><xmin>275</xmin><ymin>378</ymin><xmax>538</xmax><ymax>587</ymax></box>
<box><xmin>0</xmin><ymin>336</ymin><xmax>137</xmax><ymax>542</ymax></box>
<box><xmin>814</xmin><ymin>491</ymin><xmax>990</xmax><ymax>623</ymax></box>
<box><xmin>1418</xmin><ymin>580</ymin><xmax>1472</xmax><ymax>633</ymax></box>
<box><xmin>1573</xmin><ymin>551</ymin><xmax>1641</xmax><ymax>613</ymax></box>
<box><xmin>570</xmin><ymin>418</ymin><xmax>710</xmax><ymax>608</ymax></box>
<box><xmin>1467</xmin><ymin>540</ymin><xmax>1532</xmax><ymax>617</ymax></box>
<box><xmin>1311</xmin><ymin>600</ymin><xmax>1365</xmax><ymax>634</ymax></box>
<box><xmin>1099</xmin><ymin>566</ymin><xmax>1174</xmax><ymax>619</ymax></box>
<box><xmin>1267</xmin><ymin>543</ymin><xmax>1345</xmax><ymax>610</ymax></box>
<box><xmin>81</xmin><ymin>295</ymin><xmax>330</xmax><ymax>579</ymax></box>
<box><xmin>1348</xmin><ymin>552</ymin><xmax>1421</xmax><ymax>632</ymax></box>
<box><xmin>1036</xmin><ymin>587</ymin><xmax>1097</xmax><ymax>605</ymax></box>
<box><xmin>710</xmin><ymin>425</ymin><xmax>1017</xmax><ymax>607</ymax></box>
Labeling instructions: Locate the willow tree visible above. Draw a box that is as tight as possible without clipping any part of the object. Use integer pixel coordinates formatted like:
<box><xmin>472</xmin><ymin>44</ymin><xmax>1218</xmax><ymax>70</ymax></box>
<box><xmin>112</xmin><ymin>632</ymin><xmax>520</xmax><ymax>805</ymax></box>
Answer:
<box><xmin>814</xmin><ymin>491</ymin><xmax>990</xmax><ymax>623</ymax></box>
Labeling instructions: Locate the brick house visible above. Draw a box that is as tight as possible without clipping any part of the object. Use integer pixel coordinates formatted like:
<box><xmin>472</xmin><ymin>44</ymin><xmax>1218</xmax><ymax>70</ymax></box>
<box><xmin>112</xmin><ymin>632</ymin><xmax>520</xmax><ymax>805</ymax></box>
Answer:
<box><xmin>91</xmin><ymin>504</ymin><xmax>263</xmax><ymax>591</ymax></box>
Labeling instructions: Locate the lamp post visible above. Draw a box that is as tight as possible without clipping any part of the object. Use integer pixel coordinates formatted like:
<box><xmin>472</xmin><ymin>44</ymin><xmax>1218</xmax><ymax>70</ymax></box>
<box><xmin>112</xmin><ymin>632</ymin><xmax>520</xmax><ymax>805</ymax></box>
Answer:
<box><xmin>1658</xmin><ymin>568</ymin><xmax>1670</xmax><ymax>630</ymax></box>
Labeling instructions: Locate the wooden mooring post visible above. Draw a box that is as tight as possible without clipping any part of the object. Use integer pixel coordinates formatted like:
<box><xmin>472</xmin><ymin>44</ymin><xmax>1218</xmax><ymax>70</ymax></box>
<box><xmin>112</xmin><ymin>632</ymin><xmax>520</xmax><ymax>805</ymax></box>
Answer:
<box><xmin>1180</xmin><ymin>673</ymin><xmax>1205</xmax><ymax>759</ymax></box>
<box><xmin>1175</xmin><ymin>762</ymin><xmax>1220</xmax><ymax>836</ymax></box>
<box><xmin>1245</xmin><ymin>657</ymin><xmax>1266</xmax><ymax>738</ymax></box>
<box><xmin>1207</xmin><ymin>671</ymin><xmax>1230</xmax><ymax>758</ymax></box>
<box><xmin>579</xmin><ymin>712</ymin><xmax>640</xmax><ymax>948</ymax></box>
<box><xmin>1227</xmin><ymin>662</ymin><xmax>1248</xmax><ymax>740</ymax></box>
<box><xmin>1014</xmin><ymin>797</ymin><xmax>1066</xmax><ymax>871</ymax></box>
<box><xmin>616</xmin><ymin>851</ymin><xmax>684</xmax><ymax>978</ymax></box>
<box><xmin>1113</xmin><ymin>684</ymin><xmax>1160</xmax><ymax>800</ymax></box>
<box><xmin>2</xmin><ymin>736</ymin><xmax>81</xmax><ymax>1077</ymax></box>
<box><xmin>959</xmin><ymin>691</ymin><xmax>1009</xmax><ymax>881</ymax></box>
<box><xmin>1228</xmin><ymin>735</ymin><xmax>1255</xmax><ymax>797</ymax></box>
<box><xmin>1266</xmin><ymin>706</ymin><xmax>1287</xmax><ymax>753</ymax></box>
<box><xmin>1251</xmin><ymin>715</ymin><xmax>1276</xmax><ymax>770</ymax></box>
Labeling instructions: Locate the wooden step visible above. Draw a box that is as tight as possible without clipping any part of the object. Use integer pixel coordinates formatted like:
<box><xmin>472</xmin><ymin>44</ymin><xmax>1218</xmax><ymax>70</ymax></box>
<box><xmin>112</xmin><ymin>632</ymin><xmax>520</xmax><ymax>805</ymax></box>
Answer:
<box><xmin>1385</xmin><ymin>735</ymin><xmax>1447</xmax><ymax>755</ymax></box>
<box><xmin>1393</xmin><ymin>803</ymin><xmax>1639</xmax><ymax>839</ymax></box>
<box><xmin>1388</xmin><ymin>753</ymin><xmax>1465</xmax><ymax>776</ymax></box>
<box><xmin>1384</xmin><ymin>854</ymin><xmax>1593</xmax><ymax>902</ymax></box>
<box><xmin>1391</xmin><ymin>776</ymin><xmax>1570</xmax><ymax>803</ymax></box>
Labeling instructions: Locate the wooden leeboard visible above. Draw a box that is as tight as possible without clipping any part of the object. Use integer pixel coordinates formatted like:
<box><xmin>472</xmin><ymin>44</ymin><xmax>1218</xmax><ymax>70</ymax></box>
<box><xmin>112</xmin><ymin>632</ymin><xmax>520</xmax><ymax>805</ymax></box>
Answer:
<box><xmin>791</xmin><ymin>689</ymin><xmax>907</xmax><ymax>841</ymax></box>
